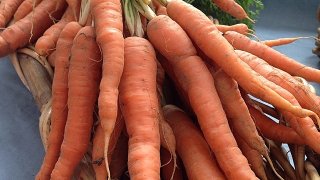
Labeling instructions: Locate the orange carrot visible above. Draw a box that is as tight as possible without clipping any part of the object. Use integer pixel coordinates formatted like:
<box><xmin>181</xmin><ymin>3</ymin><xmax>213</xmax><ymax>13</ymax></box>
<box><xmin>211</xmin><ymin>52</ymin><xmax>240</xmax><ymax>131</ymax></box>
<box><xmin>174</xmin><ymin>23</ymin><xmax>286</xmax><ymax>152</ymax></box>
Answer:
<box><xmin>109</xmin><ymin>133</ymin><xmax>129</xmax><ymax>179</ymax></box>
<box><xmin>119</xmin><ymin>37</ymin><xmax>161</xmax><ymax>179</ymax></box>
<box><xmin>147</xmin><ymin>14</ymin><xmax>256</xmax><ymax>179</ymax></box>
<box><xmin>35</xmin><ymin>7</ymin><xmax>75</xmax><ymax>56</ymax></box>
<box><xmin>0</xmin><ymin>0</ymin><xmax>24</xmax><ymax>27</ymax></box>
<box><xmin>0</xmin><ymin>0</ymin><xmax>67</xmax><ymax>57</ymax></box>
<box><xmin>163</xmin><ymin>105</ymin><xmax>226</xmax><ymax>180</ymax></box>
<box><xmin>262</xmin><ymin>37</ymin><xmax>301</xmax><ymax>47</ymax></box>
<box><xmin>48</xmin><ymin>50</ymin><xmax>56</xmax><ymax>67</ymax></box>
<box><xmin>91</xmin><ymin>0</ymin><xmax>124</xmax><ymax>177</ymax></box>
<box><xmin>165</xmin><ymin>0</ymin><xmax>316</xmax><ymax>119</ymax></box>
<box><xmin>13</xmin><ymin>0</ymin><xmax>42</xmax><ymax>22</ymax></box>
<box><xmin>216</xmin><ymin>23</ymin><xmax>249</xmax><ymax>34</ymax></box>
<box><xmin>223</xmin><ymin>31</ymin><xmax>320</xmax><ymax>83</ymax></box>
<box><xmin>248</xmin><ymin>105</ymin><xmax>304</xmax><ymax>145</ymax></box>
<box><xmin>51</xmin><ymin>26</ymin><xmax>102</xmax><ymax>179</ymax></box>
<box><xmin>234</xmin><ymin>132</ymin><xmax>267</xmax><ymax>180</ymax></box>
<box><xmin>35</xmin><ymin>21</ymin><xmax>82</xmax><ymax>180</ymax></box>
<box><xmin>213</xmin><ymin>69</ymin><xmax>266</xmax><ymax>154</ymax></box>
<box><xmin>212</xmin><ymin>0</ymin><xmax>252</xmax><ymax>21</ymax></box>
<box><xmin>235</xmin><ymin>50</ymin><xmax>320</xmax><ymax>118</ymax></box>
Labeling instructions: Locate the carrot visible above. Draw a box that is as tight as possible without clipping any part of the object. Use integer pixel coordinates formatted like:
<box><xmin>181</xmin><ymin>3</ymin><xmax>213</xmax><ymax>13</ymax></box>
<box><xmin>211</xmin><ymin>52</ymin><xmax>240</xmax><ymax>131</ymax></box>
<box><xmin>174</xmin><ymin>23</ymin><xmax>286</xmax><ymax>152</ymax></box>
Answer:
<box><xmin>163</xmin><ymin>105</ymin><xmax>226</xmax><ymax>180</ymax></box>
<box><xmin>147</xmin><ymin>14</ymin><xmax>256</xmax><ymax>179</ymax></box>
<box><xmin>0</xmin><ymin>0</ymin><xmax>24</xmax><ymax>27</ymax></box>
<box><xmin>211</xmin><ymin>0</ymin><xmax>252</xmax><ymax>21</ymax></box>
<box><xmin>51</xmin><ymin>26</ymin><xmax>102</xmax><ymax>179</ymax></box>
<box><xmin>213</xmin><ymin>69</ymin><xmax>267</xmax><ymax>156</ymax></box>
<box><xmin>235</xmin><ymin>50</ymin><xmax>320</xmax><ymax>119</ymax></box>
<box><xmin>216</xmin><ymin>23</ymin><xmax>250</xmax><ymax>34</ymax></box>
<box><xmin>164</xmin><ymin>0</ymin><xmax>316</xmax><ymax>119</ymax></box>
<box><xmin>160</xmin><ymin>148</ymin><xmax>184</xmax><ymax>180</ymax></box>
<box><xmin>119</xmin><ymin>37</ymin><xmax>161</xmax><ymax>179</ymax></box>
<box><xmin>234</xmin><ymin>132</ymin><xmax>267</xmax><ymax>180</ymax></box>
<box><xmin>35</xmin><ymin>21</ymin><xmax>82</xmax><ymax>180</ymax></box>
<box><xmin>247</xmin><ymin>105</ymin><xmax>304</xmax><ymax>144</ymax></box>
<box><xmin>223</xmin><ymin>31</ymin><xmax>320</xmax><ymax>83</ymax></box>
<box><xmin>262</xmin><ymin>37</ymin><xmax>301</xmax><ymax>47</ymax></box>
<box><xmin>91</xmin><ymin>0</ymin><xmax>124</xmax><ymax>177</ymax></box>
<box><xmin>35</xmin><ymin>7</ymin><xmax>75</xmax><ymax>56</ymax></box>
<box><xmin>13</xmin><ymin>0</ymin><xmax>42</xmax><ymax>22</ymax></box>
<box><xmin>0</xmin><ymin>0</ymin><xmax>67</xmax><ymax>57</ymax></box>
<box><xmin>109</xmin><ymin>133</ymin><xmax>129</xmax><ymax>179</ymax></box>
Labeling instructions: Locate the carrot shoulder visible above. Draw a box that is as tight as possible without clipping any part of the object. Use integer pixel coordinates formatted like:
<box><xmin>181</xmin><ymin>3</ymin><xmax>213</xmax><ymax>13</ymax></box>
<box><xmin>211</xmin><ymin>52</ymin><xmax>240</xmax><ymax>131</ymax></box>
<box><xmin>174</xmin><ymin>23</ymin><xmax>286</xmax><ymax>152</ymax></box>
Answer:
<box><xmin>119</xmin><ymin>37</ymin><xmax>161</xmax><ymax>179</ymax></box>
<box><xmin>147</xmin><ymin>15</ymin><xmax>256</xmax><ymax>179</ymax></box>
<box><xmin>51</xmin><ymin>26</ymin><xmax>102</xmax><ymax>179</ymax></box>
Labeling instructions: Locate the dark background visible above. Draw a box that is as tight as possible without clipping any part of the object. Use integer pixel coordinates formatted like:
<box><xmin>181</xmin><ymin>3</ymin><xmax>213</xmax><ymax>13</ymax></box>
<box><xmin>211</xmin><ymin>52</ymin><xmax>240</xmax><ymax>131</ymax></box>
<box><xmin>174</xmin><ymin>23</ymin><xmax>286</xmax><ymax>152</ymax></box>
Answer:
<box><xmin>0</xmin><ymin>0</ymin><xmax>319</xmax><ymax>179</ymax></box>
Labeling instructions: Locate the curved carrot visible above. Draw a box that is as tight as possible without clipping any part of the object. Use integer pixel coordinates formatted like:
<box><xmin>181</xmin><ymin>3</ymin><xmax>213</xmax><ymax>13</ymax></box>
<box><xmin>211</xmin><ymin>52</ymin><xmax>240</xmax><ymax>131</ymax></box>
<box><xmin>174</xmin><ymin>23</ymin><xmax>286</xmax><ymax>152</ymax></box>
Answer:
<box><xmin>163</xmin><ymin>105</ymin><xmax>226</xmax><ymax>180</ymax></box>
<box><xmin>234</xmin><ymin>132</ymin><xmax>267</xmax><ymax>180</ymax></box>
<box><xmin>0</xmin><ymin>0</ymin><xmax>24</xmax><ymax>27</ymax></box>
<box><xmin>0</xmin><ymin>0</ymin><xmax>67</xmax><ymax>57</ymax></box>
<box><xmin>165</xmin><ymin>0</ymin><xmax>316</xmax><ymax>120</ymax></box>
<box><xmin>91</xmin><ymin>0</ymin><xmax>124</xmax><ymax>177</ymax></box>
<box><xmin>13</xmin><ymin>0</ymin><xmax>42</xmax><ymax>22</ymax></box>
<box><xmin>119</xmin><ymin>37</ymin><xmax>161</xmax><ymax>179</ymax></box>
<box><xmin>147</xmin><ymin>15</ymin><xmax>256</xmax><ymax>179</ymax></box>
<box><xmin>236</xmin><ymin>50</ymin><xmax>320</xmax><ymax>118</ymax></box>
<box><xmin>35</xmin><ymin>7</ymin><xmax>75</xmax><ymax>56</ymax></box>
<box><xmin>212</xmin><ymin>0</ymin><xmax>251</xmax><ymax>21</ymax></box>
<box><xmin>51</xmin><ymin>26</ymin><xmax>102</xmax><ymax>179</ymax></box>
<box><xmin>223</xmin><ymin>31</ymin><xmax>320</xmax><ymax>83</ymax></box>
<box><xmin>216</xmin><ymin>23</ymin><xmax>249</xmax><ymax>34</ymax></box>
<box><xmin>35</xmin><ymin>21</ymin><xmax>82</xmax><ymax>180</ymax></box>
<box><xmin>248</xmin><ymin>105</ymin><xmax>304</xmax><ymax>145</ymax></box>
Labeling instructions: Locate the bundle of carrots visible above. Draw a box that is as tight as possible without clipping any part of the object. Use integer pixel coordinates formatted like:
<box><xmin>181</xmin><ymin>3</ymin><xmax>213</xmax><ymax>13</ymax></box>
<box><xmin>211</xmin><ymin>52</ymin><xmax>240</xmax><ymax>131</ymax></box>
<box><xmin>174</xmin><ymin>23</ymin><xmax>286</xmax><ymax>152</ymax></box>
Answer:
<box><xmin>1</xmin><ymin>0</ymin><xmax>320</xmax><ymax>179</ymax></box>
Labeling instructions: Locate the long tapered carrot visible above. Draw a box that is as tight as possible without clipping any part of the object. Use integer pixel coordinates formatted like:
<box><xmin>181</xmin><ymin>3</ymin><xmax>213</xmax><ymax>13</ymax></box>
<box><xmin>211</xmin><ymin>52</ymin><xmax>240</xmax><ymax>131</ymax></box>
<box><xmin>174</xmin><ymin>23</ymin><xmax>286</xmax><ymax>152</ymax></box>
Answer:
<box><xmin>35</xmin><ymin>21</ymin><xmax>82</xmax><ymax>180</ymax></box>
<box><xmin>262</xmin><ymin>37</ymin><xmax>301</xmax><ymax>47</ymax></box>
<box><xmin>13</xmin><ymin>0</ymin><xmax>42</xmax><ymax>22</ymax></box>
<box><xmin>91</xmin><ymin>0</ymin><xmax>124</xmax><ymax>177</ymax></box>
<box><xmin>235</xmin><ymin>50</ymin><xmax>320</xmax><ymax>119</ymax></box>
<box><xmin>119</xmin><ymin>37</ymin><xmax>161</xmax><ymax>179</ymax></box>
<box><xmin>0</xmin><ymin>0</ymin><xmax>67</xmax><ymax>57</ymax></box>
<box><xmin>163</xmin><ymin>105</ymin><xmax>226</xmax><ymax>180</ymax></box>
<box><xmin>147</xmin><ymin>15</ymin><xmax>256</xmax><ymax>179</ymax></box>
<box><xmin>164</xmin><ymin>0</ymin><xmax>316</xmax><ymax>119</ymax></box>
<box><xmin>223</xmin><ymin>31</ymin><xmax>320</xmax><ymax>83</ymax></box>
<box><xmin>35</xmin><ymin>7</ymin><xmax>75</xmax><ymax>56</ymax></box>
<box><xmin>0</xmin><ymin>0</ymin><xmax>24</xmax><ymax>27</ymax></box>
<box><xmin>247</xmin><ymin>105</ymin><xmax>304</xmax><ymax>145</ymax></box>
<box><xmin>51</xmin><ymin>26</ymin><xmax>102</xmax><ymax>179</ymax></box>
<box><xmin>216</xmin><ymin>23</ymin><xmax>250</xmax><ymax>34</ymax></box>
<box><xmin>234</xmin><ymin>132</ymin><xmax>267</xmax><ymax>180</ymax></box>
<box><xmin>213</xmin><ymin>69</ymin><xmax>267</xmax><ymax>156</ymax></box>
<box><xmin>211</xmin><ymin>0</ymin><xmax>252</xmax><ymax>21</ymax></box>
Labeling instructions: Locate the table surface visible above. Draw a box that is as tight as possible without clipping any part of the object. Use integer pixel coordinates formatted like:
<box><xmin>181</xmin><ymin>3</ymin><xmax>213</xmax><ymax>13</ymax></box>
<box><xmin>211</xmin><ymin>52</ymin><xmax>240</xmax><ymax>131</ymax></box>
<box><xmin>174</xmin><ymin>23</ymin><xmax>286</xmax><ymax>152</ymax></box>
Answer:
<box><xmin>0</xmin><ymin>0</ymin><xmax>319</xmax><ymax>179</ymax></box>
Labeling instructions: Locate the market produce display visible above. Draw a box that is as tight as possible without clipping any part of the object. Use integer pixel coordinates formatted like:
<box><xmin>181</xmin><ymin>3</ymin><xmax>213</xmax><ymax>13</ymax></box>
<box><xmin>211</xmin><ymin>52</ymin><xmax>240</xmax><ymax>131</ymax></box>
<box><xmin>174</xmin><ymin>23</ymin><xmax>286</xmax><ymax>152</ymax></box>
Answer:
<box><xmin>0</xmin><ymin>0</ymin><xmax>320</xmax><ymax>179</ymax></box>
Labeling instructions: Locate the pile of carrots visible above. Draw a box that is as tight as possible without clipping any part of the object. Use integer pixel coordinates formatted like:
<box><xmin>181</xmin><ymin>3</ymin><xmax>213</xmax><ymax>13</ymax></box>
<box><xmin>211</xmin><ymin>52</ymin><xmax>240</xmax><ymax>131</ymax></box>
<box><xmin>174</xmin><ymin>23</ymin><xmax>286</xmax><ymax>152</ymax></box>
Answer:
<box><xmin>1</xmin><ymin>0</ymin><xmax>320</xmax><ymax>179</ymax></box>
